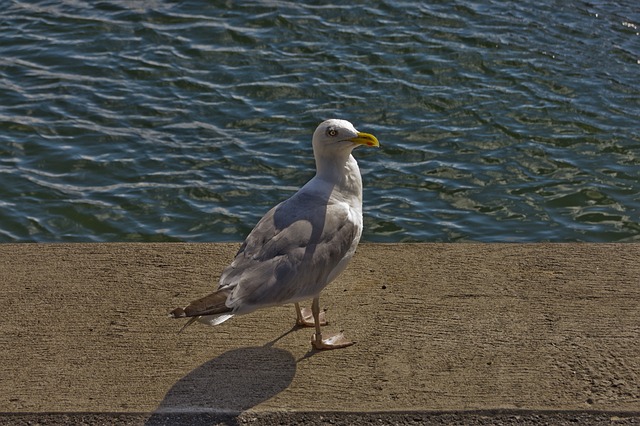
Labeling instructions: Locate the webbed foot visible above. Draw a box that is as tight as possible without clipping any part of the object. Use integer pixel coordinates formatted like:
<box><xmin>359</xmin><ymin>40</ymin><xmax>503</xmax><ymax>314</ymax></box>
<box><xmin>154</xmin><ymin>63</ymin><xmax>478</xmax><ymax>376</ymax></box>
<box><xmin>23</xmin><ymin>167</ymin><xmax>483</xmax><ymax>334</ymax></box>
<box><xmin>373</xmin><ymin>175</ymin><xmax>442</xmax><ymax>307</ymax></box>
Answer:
<box><xmin>311</xmin><ymin>332</ymin><xmax>354</xmax><ymax>350</ymax></box>
<box><xmin>295</xmin><ymin>303</ymin><xmax>327</xmax><ymax>327</ymax></box>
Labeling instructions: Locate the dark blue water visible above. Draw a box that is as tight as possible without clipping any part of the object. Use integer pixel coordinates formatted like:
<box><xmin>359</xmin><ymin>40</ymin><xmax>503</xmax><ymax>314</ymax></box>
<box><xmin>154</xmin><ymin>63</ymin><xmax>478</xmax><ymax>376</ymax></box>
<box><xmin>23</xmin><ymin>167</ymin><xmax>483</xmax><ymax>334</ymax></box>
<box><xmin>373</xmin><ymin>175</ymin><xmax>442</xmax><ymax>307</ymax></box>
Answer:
<box><xmin>1</xmin><ymin>1</ymin><xmax>639</xmax><ymax>242</ymax></box>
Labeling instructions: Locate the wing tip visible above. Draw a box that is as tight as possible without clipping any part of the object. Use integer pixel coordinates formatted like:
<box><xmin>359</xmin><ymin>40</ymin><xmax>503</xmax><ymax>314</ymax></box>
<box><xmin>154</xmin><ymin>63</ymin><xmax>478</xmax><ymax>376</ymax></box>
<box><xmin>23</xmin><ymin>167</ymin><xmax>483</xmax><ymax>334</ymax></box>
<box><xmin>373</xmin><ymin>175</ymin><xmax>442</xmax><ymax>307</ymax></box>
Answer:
<box><xmin>168</xmin><ymin>307</ymin><xmax>186</xmax><ymax>318</ymax></box>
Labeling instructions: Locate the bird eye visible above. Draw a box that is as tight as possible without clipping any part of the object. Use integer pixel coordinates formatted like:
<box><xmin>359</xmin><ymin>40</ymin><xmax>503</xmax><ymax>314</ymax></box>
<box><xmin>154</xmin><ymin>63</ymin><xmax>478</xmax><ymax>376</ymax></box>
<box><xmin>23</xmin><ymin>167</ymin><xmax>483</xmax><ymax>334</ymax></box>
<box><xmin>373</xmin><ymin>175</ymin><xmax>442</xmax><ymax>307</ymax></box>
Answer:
<box><xmin>326</xmin><ymin>127</ymin><xmax>338</xmax><ymax>137</ymax></box>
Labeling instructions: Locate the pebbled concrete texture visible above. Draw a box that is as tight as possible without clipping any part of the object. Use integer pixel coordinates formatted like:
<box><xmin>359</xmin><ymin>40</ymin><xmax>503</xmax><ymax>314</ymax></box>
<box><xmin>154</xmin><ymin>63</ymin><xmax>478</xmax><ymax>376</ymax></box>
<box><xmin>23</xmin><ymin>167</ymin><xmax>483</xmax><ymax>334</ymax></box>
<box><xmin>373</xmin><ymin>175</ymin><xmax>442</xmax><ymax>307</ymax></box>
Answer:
<box><xmin>0</xmin><ymin>243</ymin><xmax>638</xmax><ymax>424</ymax></box>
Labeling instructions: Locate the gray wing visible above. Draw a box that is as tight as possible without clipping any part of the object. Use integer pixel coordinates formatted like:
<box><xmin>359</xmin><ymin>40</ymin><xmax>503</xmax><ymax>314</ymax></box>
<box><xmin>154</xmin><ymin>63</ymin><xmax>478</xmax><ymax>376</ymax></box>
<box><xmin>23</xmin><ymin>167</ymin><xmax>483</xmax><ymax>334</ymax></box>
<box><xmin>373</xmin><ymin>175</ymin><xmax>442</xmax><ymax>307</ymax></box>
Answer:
<box><xmin>219</xmin><ymin>190</ymin><xmax>360</xmax><ymax>314</ymax></box>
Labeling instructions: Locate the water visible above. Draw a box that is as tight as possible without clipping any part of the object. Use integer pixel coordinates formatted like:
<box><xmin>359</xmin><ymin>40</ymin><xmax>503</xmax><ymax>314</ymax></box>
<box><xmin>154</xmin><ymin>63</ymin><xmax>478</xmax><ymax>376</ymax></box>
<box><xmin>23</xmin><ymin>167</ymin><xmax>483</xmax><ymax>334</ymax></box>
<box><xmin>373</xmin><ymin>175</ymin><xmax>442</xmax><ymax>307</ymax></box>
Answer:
<box><xmin>1</xmin><ymin>1</ymin><xmax>639</xmax><ymax>243</ymax></box>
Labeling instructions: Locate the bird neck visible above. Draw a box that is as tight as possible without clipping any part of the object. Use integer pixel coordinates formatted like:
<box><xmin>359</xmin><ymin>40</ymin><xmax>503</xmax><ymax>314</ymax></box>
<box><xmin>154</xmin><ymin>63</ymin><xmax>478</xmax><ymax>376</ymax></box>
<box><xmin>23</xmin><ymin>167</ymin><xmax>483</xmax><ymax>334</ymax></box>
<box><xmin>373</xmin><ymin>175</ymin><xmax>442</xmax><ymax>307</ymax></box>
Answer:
<box><xmin>314</xmin><ymin>154</ymin><xmax>363</xmax><ymax>202</ymax></box>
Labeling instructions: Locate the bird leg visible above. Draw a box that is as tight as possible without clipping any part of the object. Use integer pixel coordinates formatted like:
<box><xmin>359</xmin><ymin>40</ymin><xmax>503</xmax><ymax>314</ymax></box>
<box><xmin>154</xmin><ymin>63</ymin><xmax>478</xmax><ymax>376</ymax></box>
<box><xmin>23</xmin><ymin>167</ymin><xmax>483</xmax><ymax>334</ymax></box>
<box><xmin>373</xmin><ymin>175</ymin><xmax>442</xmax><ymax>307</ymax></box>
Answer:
<box><xmin>295</xmin><ymin>302</ymin><xmax>327</xmax><ymax>327</ymax></box>
<box><xmin>310</xmin><ymin>297</ymin><xmax>354</xmax><ymax>350</ymax></box>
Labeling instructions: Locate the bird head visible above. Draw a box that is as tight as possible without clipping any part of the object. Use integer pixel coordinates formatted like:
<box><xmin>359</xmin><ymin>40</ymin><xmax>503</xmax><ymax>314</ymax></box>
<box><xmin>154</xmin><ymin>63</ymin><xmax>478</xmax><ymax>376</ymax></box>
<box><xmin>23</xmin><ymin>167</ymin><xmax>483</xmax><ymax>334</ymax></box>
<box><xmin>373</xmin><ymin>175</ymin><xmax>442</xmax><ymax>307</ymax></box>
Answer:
<box><xmin>312</xmin><ymin>119</ymin><xmax>379</xmax><ymax>156</ymax></box>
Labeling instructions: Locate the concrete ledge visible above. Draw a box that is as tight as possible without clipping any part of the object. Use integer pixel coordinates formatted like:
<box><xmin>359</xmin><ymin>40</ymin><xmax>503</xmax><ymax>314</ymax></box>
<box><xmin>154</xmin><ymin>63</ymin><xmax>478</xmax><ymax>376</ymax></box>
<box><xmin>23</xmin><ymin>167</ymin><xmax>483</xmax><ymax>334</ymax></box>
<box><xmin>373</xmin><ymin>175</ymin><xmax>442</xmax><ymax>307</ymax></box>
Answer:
<box><xmin>1</xmin><ymin>243</ymin><xmax>638</xmax><ymax>424</ymax></box>
<box><xmin>0</xmin><ymin>410</ymin><xmax>639</xmax><ymax>425</ymax></box>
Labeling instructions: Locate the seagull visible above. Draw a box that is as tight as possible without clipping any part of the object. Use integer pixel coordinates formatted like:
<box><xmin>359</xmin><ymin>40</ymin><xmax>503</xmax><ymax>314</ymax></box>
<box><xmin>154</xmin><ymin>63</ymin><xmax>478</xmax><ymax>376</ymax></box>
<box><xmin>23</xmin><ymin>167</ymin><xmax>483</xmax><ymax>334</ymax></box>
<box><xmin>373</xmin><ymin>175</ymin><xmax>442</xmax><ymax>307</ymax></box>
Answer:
<box><xmin>169</xmin><ymin>119</ymin><xmax>379</xmax><ymax>350</ymax></box>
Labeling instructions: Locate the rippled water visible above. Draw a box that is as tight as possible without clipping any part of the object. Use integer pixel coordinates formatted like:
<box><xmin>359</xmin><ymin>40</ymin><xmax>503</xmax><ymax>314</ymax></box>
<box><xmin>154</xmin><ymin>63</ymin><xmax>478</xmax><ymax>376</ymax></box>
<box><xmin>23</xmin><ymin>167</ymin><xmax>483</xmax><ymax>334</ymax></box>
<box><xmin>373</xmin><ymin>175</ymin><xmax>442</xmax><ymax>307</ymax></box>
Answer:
<box><xmin>1</xmin><ymin>1</ymin><xmax>639</xmax><ymax>242</ymax></box>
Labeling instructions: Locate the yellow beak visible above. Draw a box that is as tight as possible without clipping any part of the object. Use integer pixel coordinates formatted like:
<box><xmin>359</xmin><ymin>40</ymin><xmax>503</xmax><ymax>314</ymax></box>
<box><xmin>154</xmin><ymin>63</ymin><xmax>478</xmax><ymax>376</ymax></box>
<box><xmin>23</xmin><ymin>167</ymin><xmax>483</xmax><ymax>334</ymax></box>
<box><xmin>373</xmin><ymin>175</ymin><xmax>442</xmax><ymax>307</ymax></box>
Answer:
<box><xmin>349</xmin><ymin>132</ymin><xmax>380</xmax><ymax>147</ymax></box>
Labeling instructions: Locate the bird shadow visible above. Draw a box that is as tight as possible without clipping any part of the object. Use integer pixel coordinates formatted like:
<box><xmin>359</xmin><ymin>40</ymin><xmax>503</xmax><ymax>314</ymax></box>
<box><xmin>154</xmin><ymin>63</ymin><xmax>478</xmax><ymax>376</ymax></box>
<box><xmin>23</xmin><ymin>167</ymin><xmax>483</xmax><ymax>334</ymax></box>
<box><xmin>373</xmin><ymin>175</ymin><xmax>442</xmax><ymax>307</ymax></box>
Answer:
<box><xmin>145</xmin><ymin>344</ymin><xmax>296</xmax><ymax>426</ymax></box>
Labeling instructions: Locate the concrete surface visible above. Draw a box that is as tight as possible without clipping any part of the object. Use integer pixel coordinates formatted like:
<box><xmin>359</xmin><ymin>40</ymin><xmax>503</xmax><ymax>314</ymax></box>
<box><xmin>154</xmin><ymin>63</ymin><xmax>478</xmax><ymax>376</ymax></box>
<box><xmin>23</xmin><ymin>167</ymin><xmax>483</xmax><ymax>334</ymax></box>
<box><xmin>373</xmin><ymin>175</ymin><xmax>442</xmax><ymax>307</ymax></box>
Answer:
<box><xmin>0</xmin><ymin>243</ymin><xmax>638</xmax><ymax>425</ymax></box>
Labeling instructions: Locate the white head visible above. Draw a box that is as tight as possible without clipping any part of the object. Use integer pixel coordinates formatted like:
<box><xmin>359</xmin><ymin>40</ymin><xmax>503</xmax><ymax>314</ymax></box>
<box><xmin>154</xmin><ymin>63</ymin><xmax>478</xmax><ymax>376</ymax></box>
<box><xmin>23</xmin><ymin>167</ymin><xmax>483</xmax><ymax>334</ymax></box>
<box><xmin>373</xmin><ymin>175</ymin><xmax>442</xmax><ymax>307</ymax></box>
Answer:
<box><xmin>310</xmin><ymin>119</ymin><xmax>379</xmax><ymax>180</ymax></box>
<box><xmin>312</xmin><ymin>119</ymin><xmax>378</xmax><ymax>156</ymax></box>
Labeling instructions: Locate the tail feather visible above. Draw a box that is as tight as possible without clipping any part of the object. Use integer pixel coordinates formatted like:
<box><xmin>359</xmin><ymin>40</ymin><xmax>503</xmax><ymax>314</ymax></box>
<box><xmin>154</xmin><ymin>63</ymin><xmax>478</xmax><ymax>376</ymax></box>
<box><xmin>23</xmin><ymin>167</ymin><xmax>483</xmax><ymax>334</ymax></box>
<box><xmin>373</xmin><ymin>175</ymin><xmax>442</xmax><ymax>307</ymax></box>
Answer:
<box><xmin>177</xmin><ymin>316</ymin><xmax>199</xmax><ymax>334</ymax></box>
